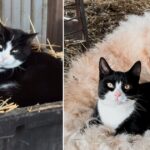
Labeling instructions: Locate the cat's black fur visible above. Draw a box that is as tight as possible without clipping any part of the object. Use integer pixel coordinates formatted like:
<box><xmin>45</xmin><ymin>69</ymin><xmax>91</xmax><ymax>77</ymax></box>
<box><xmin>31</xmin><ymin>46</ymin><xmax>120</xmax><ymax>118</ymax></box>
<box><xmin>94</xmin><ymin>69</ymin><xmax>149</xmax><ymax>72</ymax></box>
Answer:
<box><xmin>91</xmin><ymin>57</ymin><xmax>150</xmax><ymax>135</ymax></box>
<box><xmin>0</xmin><ymin>23</ymin><xmax>62</xmax><ymax>107</ymax></box>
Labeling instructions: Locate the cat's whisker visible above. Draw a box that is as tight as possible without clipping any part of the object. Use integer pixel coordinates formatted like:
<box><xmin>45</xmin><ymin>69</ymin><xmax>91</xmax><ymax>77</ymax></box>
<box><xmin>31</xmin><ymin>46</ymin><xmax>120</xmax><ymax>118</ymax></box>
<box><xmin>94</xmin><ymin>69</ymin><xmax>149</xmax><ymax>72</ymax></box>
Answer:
<box><xmin>128</xmin><ymin>94</ymin><xmax>143</xmax><ymax>99</ymax></box>
<box><xmin>11</xmin><ymin>35</ymin><xmax>14</xmax><ymax>41</ymax></box>
<box><xmin>128</xmin><ymin>96</ymin><xmax>147</xmax><ymax>112</ymax></box>
<box><xmin>6</xmin><ymin>69</ymin><xmax>14</xmax><ymax>79</ymax></box>
<box><xmin>18</xmin><ymin>66</ymin><xmax>26</xmax><ymax>71</ymax></box>
<box><xmin>135</xmin><ymin>102</ymin><xmax>147</xmax><ymax>112</ymax></box>
<box><xmin>133</xmin><ymin>109</ymin><xmax>141</xmax><ymax>117</ymax></box>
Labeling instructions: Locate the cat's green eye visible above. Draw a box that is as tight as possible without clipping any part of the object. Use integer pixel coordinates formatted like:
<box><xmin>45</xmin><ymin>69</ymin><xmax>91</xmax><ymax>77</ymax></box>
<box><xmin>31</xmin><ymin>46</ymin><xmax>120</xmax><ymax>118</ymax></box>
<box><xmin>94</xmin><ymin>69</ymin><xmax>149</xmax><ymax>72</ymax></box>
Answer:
<box><xmin>107</xmin><ymin>82</ymin><xmax>114</xmax><ymax>89</ymax></box>
<box><xmin>11</xmin><ymin>49</ymin><xmax>19</xmax><ymax>53</ymax></box>
<box><xmin>124</xmin><ymin>84</ymin><xmax>131</xmax><ymax>90</ymax></box>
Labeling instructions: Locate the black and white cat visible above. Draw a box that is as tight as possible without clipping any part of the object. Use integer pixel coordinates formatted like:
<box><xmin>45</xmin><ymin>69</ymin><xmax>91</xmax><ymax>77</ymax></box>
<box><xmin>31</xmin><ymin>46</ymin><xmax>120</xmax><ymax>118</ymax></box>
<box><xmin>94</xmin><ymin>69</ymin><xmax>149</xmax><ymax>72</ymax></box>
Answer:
<box><xmin>91</xmin><ymin>57</ymin><xmax>150</xmax><ymax>135</ymax></box>
<box><xmin>0</xmin><ymin>23</ymin><xmax>62</xmax><ymax>107</ymax></box>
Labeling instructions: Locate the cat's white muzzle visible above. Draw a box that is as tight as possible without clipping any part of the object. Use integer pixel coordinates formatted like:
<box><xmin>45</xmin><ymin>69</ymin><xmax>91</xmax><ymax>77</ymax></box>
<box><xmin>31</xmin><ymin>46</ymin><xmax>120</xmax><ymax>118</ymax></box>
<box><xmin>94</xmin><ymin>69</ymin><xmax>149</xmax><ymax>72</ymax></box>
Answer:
<box><xmin>0</xmin><ymin>41</ymin><xmax>23</xmax><ymax>69</ymax></box>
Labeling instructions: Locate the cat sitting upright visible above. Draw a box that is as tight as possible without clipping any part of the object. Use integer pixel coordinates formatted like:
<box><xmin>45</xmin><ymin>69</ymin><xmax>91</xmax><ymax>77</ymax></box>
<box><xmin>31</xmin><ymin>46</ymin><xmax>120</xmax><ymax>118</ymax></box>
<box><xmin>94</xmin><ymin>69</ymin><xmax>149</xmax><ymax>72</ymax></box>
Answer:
<box><xmin>0</xmin><ymin>23</ymin><xmax>62</xmax><ymax>107</ymax></box>
<box><xmin>91</xmin><ymin>57</ymin><xmax>150</xmax><ymax>135</ymax></box>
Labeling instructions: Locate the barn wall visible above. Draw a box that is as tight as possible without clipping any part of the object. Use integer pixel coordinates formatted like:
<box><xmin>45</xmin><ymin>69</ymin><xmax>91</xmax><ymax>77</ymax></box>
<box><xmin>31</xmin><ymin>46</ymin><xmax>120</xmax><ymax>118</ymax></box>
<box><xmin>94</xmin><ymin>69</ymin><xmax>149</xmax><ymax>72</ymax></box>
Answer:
<box><xmin>0</xmin><ymin>0</ymin><xmax>63</xmax><ymax>48</ymax></box>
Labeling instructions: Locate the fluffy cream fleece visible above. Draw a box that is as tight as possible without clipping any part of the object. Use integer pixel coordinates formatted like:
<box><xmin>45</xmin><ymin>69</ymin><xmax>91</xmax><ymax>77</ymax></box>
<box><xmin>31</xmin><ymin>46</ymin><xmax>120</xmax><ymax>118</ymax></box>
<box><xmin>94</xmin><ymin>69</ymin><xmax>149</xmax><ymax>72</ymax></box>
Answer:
<box><xmin>65</xmin><ymin>125</ymin><xmax>150</xmax><ymax>150</ymax></box>
<box><xmin>65</xmin><ymin>12</ymin><xmax>150</xmax><ymax>150</ymax></box>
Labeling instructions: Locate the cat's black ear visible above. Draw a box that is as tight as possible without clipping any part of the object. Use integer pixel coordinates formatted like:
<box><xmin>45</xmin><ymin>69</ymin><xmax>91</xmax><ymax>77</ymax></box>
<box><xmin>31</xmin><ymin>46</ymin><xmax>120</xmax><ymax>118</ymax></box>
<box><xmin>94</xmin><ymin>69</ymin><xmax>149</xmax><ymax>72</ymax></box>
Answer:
<box><xmin>99</xmin><ymin>57</ymin><xmax>112</xmax><ymax>79</ymax></box>
<box><xmin>0</xmin><ymin>22</ymin><xmax>4</xmax><ymax>29</ymax></box>
<box><xmin>0</xmin><ymin>23</ymin><xmax>7</xmax><ymax>40</ymax></box>
<box><xmin>128</xmin><ymin>61</ymin><xmax>141</xmax><ymax>78</ymax></box>
<box><xmin>27</xmin><ymin>33</ymin><xmax>38</xmax><ymax>41</ymax></box>
<box><xmin>0</xmin><ymin>23</ymin><xmax>5</xmax><ymax>33</ymax></box>
<box><xmin>23</xmin><ymin>33</ymin><xmax>38</xmax><ymax>43</ymax></box>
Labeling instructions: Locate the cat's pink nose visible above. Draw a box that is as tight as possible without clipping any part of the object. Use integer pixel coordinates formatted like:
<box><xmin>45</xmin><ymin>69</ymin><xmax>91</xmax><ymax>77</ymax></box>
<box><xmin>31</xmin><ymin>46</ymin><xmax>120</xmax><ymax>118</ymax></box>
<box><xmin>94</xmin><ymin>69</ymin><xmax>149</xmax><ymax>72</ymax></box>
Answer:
<box><xmin>114</xmin><ymin>91</ymin><xmax>121</xmax><ymax>97</ymax></box>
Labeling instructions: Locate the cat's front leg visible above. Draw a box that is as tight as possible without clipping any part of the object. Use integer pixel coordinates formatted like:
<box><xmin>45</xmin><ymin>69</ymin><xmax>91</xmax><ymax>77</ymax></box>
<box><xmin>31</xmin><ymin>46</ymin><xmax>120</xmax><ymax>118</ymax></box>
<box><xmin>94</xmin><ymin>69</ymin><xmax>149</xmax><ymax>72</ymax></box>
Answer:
<box><xmin>115</xmin><ymin>119</ymin><xmax>145</xmax><ymax>135</ymax></box>
<box><xmin>115</xmin><ymin>125</ymin><xmax>129</xmax><ymax>135</ymax></box>
<box><xmin>80</xmin><ymin>118</ymin><xmax>102</xmax><ymax>134</ymax></box>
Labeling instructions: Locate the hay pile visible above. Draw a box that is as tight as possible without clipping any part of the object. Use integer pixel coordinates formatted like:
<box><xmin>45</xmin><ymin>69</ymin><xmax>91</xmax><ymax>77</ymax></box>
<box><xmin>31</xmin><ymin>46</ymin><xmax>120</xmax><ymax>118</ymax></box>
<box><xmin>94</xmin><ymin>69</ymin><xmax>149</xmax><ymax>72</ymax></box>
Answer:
<box><xmin>29</xmin><ymin>18</ymin><xmax>63</xmax><ymax>60</ymax></box>
<box><xmin>32</xmin><ymin>41</ymin><xmax>63</xmax><ymax>60</ymax></box>
<box><xmin>0</xmin><ymin>98</ymin><xmax>18</xmax><ymax>113</ymax></box>
<box><xmin>65</xmin><ymin>0</ymin><xmax>150</xmax><ymax>71</ymax></box>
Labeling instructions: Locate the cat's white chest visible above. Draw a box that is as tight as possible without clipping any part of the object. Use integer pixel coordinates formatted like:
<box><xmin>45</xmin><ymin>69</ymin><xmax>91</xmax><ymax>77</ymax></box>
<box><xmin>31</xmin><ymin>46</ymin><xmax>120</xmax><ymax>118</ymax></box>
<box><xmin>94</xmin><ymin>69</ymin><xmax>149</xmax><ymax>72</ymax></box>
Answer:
<box><xmin>98</xmin><ymin>99</ymin><xmax>135</xmax><ymax>129</ymax></box>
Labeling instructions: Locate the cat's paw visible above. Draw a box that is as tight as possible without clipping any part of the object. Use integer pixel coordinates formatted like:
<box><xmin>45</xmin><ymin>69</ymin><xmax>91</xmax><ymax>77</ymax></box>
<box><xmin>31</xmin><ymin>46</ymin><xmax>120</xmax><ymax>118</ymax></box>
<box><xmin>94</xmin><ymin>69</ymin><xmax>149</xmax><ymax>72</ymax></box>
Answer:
<box><xmin>88</xmin><ymin>119</ymin><xmax>101</xmax><ymax>127</ymax></box>
<box><xmin>80</xmin><ymin>126</ymin><xmax>86</xmax><ymax>134</ymax></box>
<box><xmin>80</xmin><ymin>118</ymin><xmax>101</xmax><ymax>134</ymax></box>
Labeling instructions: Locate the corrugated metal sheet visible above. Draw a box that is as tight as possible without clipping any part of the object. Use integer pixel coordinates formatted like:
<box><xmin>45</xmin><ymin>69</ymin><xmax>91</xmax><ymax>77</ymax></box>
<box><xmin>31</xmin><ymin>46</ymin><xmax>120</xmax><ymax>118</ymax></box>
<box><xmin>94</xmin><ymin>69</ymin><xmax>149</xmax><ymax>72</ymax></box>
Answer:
<box><xmin>0</xmin><ymin>0</ymin><xmax>48</xmax><ymax>43</ymax></box>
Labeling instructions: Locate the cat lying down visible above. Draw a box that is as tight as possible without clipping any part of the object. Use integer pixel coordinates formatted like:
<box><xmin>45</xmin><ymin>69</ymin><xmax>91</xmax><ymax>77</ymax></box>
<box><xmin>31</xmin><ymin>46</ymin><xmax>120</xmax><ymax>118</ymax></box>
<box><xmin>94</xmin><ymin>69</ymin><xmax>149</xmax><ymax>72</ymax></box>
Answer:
<box><xmin>0</xmin><ymin>23</ymin><xmax>62</xmax><ymax>107</ymax></box>
<box><xmin>64</xmin><ymin>12</ymin><xmax>150</xmax><ymax>149</ymax></box>
<box><xmin>86</xmin><ymin>57</ymin><xmax>150</xmax><ymax>135</ymax></box>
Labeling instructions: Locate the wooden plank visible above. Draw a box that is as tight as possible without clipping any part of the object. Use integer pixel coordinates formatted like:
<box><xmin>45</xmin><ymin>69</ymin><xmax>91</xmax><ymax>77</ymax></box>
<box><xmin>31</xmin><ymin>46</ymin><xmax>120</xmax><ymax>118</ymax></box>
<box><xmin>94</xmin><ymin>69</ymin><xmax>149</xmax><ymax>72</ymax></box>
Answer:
<box><xmin>2</xmin><ymin>0</ymin><xmax>12</xmax><ymax>25</ymax></box>
<box><xmin>41</xmin><ymin>0</ymin><xmax>48</xmax><ymax>43</ymax></box>
<box><xmin>0</xmin><ymin>0</ymin><xmax>2</xmax><ymax>21</ymax></box>
<box><xmin>47</xmin><ymin>0</ymin><xmax>63</xmax><ymax>50</ymax></box>
<box><xmin>21</xmin><ymin>0</ymin><xmax>31</xmax><ymax>32</ymax></box>
<box><xmin>0</xmin><ymin>102</ymin><xmax>62</xmax><ymax>150</ymax></box>
<box><xmin>31</xmin><ymin>0</ymin><xmax>43</xmax><ymax>41</ymax></box>
<box><xmin>11</xmin><ymin>0</ymin><xmax>21</xmax><ymax>28</ymax></box>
